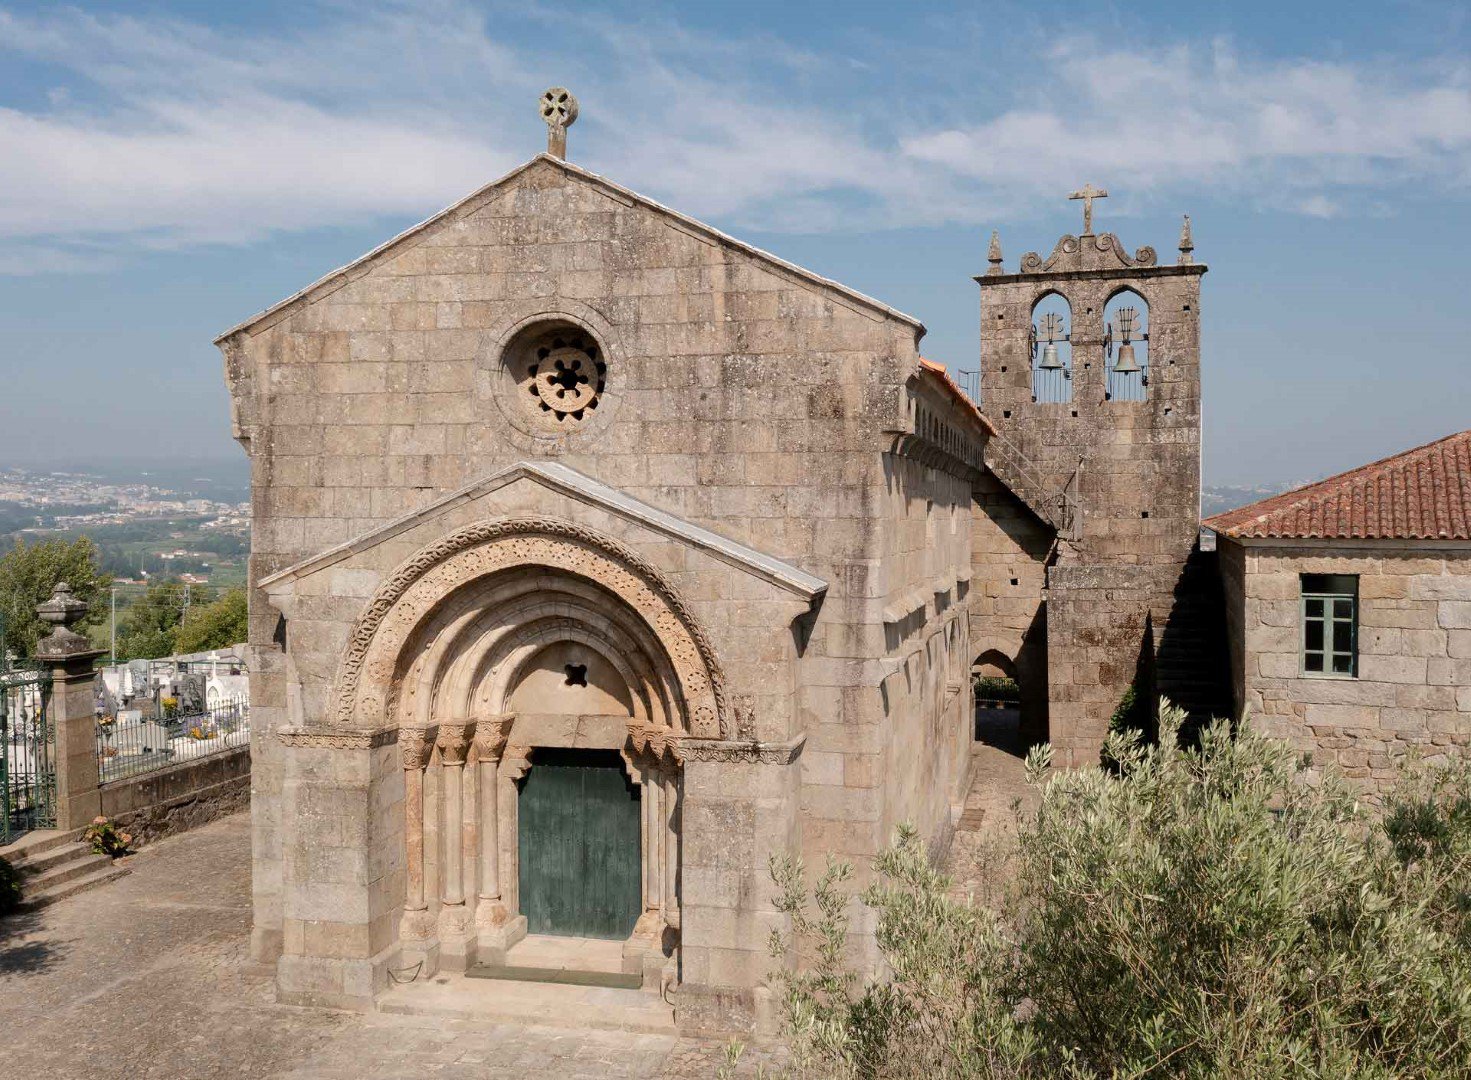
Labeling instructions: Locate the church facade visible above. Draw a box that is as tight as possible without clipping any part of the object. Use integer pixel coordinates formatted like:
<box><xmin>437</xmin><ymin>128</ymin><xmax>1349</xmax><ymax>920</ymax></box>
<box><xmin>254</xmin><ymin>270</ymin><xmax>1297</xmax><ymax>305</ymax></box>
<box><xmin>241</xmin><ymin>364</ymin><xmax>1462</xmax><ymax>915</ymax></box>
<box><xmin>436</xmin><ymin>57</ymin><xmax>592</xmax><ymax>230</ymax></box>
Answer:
<box><xmin>219</xmin><ymin>92</ymin><xmax>1214</xmax><ymax>1033</ymax></box>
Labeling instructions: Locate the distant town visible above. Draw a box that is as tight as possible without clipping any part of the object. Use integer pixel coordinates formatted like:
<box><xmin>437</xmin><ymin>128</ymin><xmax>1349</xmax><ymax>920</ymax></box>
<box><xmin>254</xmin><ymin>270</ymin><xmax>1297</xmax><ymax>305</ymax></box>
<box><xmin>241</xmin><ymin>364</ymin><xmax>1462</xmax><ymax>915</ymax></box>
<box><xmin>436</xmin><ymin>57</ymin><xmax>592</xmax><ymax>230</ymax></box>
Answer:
<box><xmin>0</xmin><ymin>462</ymin><xmax>250</xmax><ymax>588</ymax></box>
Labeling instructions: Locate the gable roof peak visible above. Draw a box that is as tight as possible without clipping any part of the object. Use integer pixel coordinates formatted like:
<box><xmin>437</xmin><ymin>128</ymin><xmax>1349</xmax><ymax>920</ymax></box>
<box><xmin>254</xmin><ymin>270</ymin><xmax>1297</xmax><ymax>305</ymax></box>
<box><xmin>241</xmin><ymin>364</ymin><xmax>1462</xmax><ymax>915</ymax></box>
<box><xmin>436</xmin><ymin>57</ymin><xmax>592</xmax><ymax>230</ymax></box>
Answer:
<box><xmin>215</xmin><ymin>153</ymin><xmax>923</xmax><ymax>344</ymax></box>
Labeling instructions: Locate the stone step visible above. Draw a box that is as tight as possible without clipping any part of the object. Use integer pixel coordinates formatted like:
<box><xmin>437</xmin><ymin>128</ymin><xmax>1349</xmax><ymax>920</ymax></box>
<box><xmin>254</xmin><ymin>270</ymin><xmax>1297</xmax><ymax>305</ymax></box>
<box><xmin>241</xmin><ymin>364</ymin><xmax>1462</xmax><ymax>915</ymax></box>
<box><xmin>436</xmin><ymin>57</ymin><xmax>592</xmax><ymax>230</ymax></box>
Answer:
<box><xmin>0</xmin><ymin>828</ymin><xmax>76</xmax><ymax>864</ymax></box>
<box><xmin>10</xmin><ymin>840</ymin><xmax>96</xmax><ymax>878</ymax></box>
<box><xmin>377</xmin><ymin>971</ymin><xmax>677</xmax><ymax>1035</ymax></box>
<box><xmin>18</xmin><ymin>859</ymin><xmax>129</xmax><ymax>911</ymax></box>
<box><xmin>22</xmin><ymin>847</ymin><xmax>117</xmax><ymax>892</ymax></box>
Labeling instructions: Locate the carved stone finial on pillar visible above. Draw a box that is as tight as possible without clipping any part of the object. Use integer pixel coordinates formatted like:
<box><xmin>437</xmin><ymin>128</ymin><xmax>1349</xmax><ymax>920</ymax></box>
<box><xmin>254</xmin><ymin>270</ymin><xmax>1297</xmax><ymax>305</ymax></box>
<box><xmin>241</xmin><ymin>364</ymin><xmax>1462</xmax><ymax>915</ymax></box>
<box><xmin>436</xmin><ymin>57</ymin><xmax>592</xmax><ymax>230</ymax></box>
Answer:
<box><xmin>986</xmin><ymin>230</ymin><xmax>1004</xmax><ymax>275</ymax></box>
<box><xmin>1177</xmin><ymin>214</ymin><xmax>1195</xmax><ymax>265</ymax></box>
<box><xmin>1068</xmin><ymin>183</ymin><xmax>1108</xmax><ymax>236</ymax></box>
<box><xmin>539</xmin><ymin>86</ymin><xmax>578</xmax><ymax>160</ymax></box>
<box><xmin>35</xmin><ymin>582</ymin><xmax>95</xmax><ymax>659</ymax></box>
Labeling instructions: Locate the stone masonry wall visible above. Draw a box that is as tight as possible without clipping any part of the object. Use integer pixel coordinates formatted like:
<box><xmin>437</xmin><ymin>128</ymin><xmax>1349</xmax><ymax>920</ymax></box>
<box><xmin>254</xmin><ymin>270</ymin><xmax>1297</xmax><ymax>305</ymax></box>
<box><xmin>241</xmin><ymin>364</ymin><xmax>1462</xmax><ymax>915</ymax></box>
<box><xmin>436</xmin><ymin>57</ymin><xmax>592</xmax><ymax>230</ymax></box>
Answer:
<box><xmin>1222</xmin><ymin>538</ymin><xmax>1471</xmax><ymax>796</ymax></box>
<box><xmin>969</xmin><ymin>473</ymin><xmax>1052</xmax><ymax>738</ymax></box>
<box><xmin>1045</xmin><ymin>563</ymin><xmax>1171</xmax><ymax>768</ymax></box>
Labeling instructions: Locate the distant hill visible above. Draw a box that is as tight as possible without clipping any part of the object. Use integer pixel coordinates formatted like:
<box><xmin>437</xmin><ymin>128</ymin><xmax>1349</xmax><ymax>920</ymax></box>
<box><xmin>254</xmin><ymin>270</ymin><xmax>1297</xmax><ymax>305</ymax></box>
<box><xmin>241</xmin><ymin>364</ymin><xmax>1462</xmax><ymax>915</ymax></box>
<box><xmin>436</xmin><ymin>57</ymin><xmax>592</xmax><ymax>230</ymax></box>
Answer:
<box><xmin>1202</xmin><ymin>484</ymin><xmax>1294</xmax><ymax>518</ymax></box>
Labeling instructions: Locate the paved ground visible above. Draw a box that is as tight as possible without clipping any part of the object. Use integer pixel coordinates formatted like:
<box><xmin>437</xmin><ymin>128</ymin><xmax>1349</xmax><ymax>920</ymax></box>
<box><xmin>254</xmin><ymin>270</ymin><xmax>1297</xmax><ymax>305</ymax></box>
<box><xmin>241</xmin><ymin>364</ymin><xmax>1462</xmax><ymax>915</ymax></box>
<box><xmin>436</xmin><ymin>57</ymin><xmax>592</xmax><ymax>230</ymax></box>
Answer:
<box><xmin>948</xmin><ymin>709</ymin><xmax>1041</xmax><ymax>903</ymax></box>
<box><xmin>0</xmin><ymin>737</ymin><xmax>1030</xmax><ymax>1080</ymax></box>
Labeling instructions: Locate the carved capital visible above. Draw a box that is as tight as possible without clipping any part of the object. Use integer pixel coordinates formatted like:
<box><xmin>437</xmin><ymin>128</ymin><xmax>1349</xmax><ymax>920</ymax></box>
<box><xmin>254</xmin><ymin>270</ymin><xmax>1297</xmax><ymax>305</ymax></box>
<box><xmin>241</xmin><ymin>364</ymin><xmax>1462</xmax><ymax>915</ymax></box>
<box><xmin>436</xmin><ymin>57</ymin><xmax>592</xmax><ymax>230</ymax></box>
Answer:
<box><xmin>472</xmin><ymin>714</ymin><xmax>516</xmax><ymax>762</ymax></box>
<box><xmin>628</xmin><ymin>721</ymin><xmax>685</xmax><ymax>766</ymax></box>
<box><xmin>436</xmin><ymin>721</ymin><xmax>473</xmax><ymax>766</ymax></box>
<box><xmin>399</xmin><ymin>725</ymin><xmax>437</xmax><ymax>770</ymax></box>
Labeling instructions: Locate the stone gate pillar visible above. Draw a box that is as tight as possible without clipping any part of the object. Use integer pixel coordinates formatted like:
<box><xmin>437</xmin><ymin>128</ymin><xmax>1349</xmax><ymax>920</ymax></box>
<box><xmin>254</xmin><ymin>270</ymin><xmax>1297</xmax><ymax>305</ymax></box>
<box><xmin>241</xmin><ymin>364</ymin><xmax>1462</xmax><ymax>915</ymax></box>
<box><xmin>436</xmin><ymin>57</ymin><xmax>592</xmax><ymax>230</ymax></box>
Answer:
<box><xmin>34</xmin><ymin>582</ymin><xmax>105</xmax><ymax>831</ymax></box>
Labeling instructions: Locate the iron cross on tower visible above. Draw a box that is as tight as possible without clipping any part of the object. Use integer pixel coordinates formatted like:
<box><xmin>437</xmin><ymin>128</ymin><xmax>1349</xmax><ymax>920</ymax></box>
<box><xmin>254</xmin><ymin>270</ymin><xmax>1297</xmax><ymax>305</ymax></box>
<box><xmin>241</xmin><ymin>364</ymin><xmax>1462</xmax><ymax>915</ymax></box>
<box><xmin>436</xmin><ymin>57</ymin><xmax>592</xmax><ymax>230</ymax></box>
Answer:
<box><xmin>1068</xmin><ymin>183</ymin><xmax>1108</xmax><ymax>235</ymax></box>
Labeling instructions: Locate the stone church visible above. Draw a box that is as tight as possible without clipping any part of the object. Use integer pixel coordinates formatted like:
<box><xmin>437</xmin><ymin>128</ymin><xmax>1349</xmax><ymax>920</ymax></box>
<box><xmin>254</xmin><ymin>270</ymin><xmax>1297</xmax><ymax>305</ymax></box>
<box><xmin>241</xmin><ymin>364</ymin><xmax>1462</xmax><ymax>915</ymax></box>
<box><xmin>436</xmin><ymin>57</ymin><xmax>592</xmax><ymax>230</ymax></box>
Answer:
<box><xmin>218</xmin><ymin>90</ymin><xmax>1215</xmax><ymax>1033</ymax></box>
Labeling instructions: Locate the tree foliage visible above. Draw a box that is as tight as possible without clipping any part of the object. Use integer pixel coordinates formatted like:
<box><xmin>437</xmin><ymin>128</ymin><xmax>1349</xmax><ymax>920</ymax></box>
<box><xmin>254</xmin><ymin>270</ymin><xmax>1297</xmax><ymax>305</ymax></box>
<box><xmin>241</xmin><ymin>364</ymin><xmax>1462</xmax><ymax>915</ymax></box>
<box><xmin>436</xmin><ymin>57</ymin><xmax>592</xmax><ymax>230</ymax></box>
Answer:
<box><xmin>0</xmin><ymin>536</ymin><xmax>109</xmax><ymax>656</ymax></box>
<box><xmin>757</xmin><ymin>702</ymin><xmax>1471</xmax><ymax>1079</ymax></box>
<box><xmin>116</xmin><ymin>580</ymin><xmax>188</xmax><ymax>660</ymax></box>
<box><xmin>172</xmin><ymin>586</ymin><xmax>248</xmax><ymax>655</ymax></box>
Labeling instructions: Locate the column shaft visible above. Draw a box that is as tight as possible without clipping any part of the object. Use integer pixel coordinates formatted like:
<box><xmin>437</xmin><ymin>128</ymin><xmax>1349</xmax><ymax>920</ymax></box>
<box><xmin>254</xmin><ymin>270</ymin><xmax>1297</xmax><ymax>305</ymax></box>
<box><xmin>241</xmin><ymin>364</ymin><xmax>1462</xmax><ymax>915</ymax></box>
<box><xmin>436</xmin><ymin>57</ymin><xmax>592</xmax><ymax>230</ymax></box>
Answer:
<box><xmin>477</xmin><ymin>755</ymin><xmax>500</xmax><ymax>902</ymax></box>
<box><xmin>442</xmin><ymin>761</ymin><xmax>465</xmax><ymax>906</ymax></box>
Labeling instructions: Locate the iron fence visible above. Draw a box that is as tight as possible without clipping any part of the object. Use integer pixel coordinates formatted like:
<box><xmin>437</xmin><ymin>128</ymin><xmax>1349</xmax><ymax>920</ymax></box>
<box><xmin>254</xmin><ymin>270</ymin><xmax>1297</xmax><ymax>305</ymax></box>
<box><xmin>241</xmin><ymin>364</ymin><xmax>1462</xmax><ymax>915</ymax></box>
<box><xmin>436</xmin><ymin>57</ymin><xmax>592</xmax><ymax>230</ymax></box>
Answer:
<box><xmin>1</xmin><ymin>659</ymin><xmax>55</xmax><ymax>844</ymax></box>
<box><xmin>97</xmin><ymin>695</ymin><xmax>249</xmax><ymax>784</ymax></box>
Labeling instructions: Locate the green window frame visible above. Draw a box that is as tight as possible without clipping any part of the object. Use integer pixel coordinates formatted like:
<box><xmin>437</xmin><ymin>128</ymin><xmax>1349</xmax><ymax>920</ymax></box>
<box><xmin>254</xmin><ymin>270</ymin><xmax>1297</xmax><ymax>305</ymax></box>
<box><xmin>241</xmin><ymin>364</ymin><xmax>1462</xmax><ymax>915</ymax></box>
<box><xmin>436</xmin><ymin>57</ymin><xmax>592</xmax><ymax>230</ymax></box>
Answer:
<box><xmin>1300</xmin><ymin>573</ymin><xmax>1358</xmax><ymax>677</ymax></box>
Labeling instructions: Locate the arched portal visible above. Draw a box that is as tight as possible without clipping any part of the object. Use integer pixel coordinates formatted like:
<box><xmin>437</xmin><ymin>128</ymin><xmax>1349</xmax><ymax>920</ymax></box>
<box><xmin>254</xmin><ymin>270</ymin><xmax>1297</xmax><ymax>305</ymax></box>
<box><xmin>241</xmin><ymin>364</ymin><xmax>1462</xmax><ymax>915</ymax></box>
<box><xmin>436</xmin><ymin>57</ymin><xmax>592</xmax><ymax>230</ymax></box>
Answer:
<box><xmin>333</xmin><ymin>517</ymin><xmax>725</xmax><ymax>971</ymax></box>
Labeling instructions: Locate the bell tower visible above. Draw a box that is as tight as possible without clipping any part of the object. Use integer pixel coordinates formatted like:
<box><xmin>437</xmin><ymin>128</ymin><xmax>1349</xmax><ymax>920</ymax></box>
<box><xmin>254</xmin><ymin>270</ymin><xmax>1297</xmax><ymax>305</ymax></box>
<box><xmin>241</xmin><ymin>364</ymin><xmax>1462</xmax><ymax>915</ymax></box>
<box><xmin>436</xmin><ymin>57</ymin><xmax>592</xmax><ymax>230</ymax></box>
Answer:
<box><xmin>979</xmin><ymin>191</ymin><xmax>1204</xmax><ymax>563</ymax></box>
<box><xmin>977</xmin><ymin>195</ymin><xmax>1215</xmax><ymax>765</ymax></box>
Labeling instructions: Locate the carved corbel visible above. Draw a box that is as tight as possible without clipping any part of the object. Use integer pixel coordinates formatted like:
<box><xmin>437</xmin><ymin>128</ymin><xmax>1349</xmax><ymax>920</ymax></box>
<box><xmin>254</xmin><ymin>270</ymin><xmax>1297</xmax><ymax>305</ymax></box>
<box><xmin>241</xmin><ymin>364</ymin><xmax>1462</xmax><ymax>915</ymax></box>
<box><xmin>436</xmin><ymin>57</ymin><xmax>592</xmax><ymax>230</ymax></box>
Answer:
<box><xmin>502</xmin><ymin>745</ymin><xmax>534</xmax><ymax>782</ymax></box>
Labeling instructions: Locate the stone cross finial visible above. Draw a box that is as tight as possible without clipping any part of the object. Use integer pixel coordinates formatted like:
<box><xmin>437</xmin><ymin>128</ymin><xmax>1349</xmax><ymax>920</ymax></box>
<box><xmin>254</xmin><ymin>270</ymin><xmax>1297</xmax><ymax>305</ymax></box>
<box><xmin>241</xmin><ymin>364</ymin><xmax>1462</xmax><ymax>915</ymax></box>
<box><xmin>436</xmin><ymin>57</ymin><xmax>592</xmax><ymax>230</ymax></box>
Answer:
<box><xmin>986</xmin><ymin>230</ymin><xmax>1004</xmax><ymax>275</ymax></box>
<box><xmin>1177</xmin><ymin>214</ymin><xmax>1194</xmax><ymax>265</ymax></box>
<box><xmin>1068</xmin><ymin>183</ymin><xmax>1108</xmax><ymax>235</ymax></box>
<box><xmin>540</xmin><ymin>86</ymin><xmax>578</xmax><ymax>160</ymax></box>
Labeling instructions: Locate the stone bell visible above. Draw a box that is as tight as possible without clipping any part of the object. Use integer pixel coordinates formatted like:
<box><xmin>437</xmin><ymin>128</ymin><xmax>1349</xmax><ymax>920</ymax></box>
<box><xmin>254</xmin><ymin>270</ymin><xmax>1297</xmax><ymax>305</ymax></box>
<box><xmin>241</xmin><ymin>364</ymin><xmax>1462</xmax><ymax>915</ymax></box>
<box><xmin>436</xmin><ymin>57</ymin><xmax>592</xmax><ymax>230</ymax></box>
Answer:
<box><xmin>1113</xmin><ymin>341</ymin><xmax>1141</xmax><ymax>374</ymax></box>
<box><xmin>1037</xmin><ymin>341</ymin><xmax>1063</xmax><ymax>370</ymax></box>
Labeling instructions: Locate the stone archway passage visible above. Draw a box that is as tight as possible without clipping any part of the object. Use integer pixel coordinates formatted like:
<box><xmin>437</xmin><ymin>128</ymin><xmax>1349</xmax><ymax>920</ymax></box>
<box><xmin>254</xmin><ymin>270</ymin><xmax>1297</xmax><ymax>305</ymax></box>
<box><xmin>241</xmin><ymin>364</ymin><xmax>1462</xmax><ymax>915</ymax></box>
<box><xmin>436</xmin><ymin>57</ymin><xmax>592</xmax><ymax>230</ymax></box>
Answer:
<box><xmin>517</xmin><ymin>747</ymin><xmax>642</xmax><ymax>939</ymax></box>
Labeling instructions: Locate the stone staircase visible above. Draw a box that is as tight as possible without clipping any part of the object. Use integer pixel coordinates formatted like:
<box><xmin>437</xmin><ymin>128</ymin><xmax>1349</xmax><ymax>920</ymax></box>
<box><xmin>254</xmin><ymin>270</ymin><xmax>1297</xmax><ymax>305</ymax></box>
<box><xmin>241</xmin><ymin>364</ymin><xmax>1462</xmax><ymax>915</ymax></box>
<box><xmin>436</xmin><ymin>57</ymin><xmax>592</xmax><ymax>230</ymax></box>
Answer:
<box><xmin>983</xmin><ymin>429</ymin><xmax>1079</xmax><ymax>539</ymax></box>
<box><xmin>1152</xmin><ymin>544</ymin><xmax>1234</xmax><ymax>732</ymax></box>
<box><xmin>1</xmin><ymin>830</ymin><xmax>130</xmax><ymax>910</ymax></box>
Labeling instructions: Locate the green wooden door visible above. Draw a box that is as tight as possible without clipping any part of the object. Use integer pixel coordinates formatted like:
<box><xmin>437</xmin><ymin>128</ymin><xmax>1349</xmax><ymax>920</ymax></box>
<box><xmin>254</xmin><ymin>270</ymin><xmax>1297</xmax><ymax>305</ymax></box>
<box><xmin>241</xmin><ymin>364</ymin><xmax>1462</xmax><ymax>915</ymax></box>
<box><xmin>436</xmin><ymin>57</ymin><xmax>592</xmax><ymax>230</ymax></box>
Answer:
<box><xmin>518</xmin><ymin>748</ymin><xmax>642</xmax><ymax>939</ymax></box>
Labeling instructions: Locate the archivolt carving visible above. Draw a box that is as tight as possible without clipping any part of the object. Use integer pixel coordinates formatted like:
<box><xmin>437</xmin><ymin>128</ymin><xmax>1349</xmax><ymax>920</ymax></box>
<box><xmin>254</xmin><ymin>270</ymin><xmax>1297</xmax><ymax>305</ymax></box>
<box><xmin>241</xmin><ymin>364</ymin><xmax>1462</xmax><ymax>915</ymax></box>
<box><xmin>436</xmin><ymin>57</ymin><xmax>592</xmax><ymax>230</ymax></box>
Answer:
<box><xmin>330</xmin><ymin>517</ymin><xmax>729</xmax><ymax>738</ymax></box>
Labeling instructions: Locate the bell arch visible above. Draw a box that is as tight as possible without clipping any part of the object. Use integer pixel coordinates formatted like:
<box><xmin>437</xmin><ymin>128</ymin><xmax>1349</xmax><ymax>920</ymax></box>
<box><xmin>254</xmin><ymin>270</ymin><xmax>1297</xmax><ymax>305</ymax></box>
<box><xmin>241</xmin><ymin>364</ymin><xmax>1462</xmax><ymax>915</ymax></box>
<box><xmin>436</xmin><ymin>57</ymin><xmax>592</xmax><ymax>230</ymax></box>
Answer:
<box><xmin>1029</xmin><ymin>290</ymin><xmax>1073</xmax><ymax>404</ymax></box>
<box><xmin>1104</xmin><ymin>286</ymin><xmax>1149</xmax><ymax>402</ymax></box>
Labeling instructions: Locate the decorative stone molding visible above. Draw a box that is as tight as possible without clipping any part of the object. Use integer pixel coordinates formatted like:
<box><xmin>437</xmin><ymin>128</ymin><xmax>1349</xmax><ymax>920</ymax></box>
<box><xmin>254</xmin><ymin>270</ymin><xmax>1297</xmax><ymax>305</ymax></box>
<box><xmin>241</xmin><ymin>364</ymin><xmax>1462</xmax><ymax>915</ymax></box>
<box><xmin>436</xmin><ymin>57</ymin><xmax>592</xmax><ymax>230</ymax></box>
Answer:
<box><xmin>331</xmin><ymin>517</ymin><xmax>730</xmax><ymax>738</ymax></box>
<box><xmin>1020</xmin><ymin>233</ymin><xmax>1158</xmax><ymax>275</ymax></box>
<box><xmin>680</xmin><ymin>732</ymin><xmax>806</xmax><ymax>765</ymax></box>
<box><xmin>277</xmin><ymin>726</ymin><xmax>400</xmax><ymax>750</ymax></box>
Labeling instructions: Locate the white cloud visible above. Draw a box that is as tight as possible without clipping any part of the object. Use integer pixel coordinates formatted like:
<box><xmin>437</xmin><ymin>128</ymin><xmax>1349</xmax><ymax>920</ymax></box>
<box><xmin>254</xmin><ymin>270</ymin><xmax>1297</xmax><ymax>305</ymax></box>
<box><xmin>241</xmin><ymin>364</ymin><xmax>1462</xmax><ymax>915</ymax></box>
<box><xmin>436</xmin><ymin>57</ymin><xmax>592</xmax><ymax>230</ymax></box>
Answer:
<box><xmin>1</xmin><ymin>4</ymin><xmax>1470</xmax><ymax>273</ymax></box>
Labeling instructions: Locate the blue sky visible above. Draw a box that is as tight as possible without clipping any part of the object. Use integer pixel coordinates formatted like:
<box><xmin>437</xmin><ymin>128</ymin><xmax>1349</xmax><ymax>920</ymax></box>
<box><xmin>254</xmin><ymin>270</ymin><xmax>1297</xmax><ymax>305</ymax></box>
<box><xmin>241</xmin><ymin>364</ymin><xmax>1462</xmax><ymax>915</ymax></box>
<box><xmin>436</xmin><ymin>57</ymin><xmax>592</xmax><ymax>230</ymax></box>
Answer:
<box><xmin>1</xmin><ymin>0</ymin><xmax>1468</xmax><ymax>486</ymax></box>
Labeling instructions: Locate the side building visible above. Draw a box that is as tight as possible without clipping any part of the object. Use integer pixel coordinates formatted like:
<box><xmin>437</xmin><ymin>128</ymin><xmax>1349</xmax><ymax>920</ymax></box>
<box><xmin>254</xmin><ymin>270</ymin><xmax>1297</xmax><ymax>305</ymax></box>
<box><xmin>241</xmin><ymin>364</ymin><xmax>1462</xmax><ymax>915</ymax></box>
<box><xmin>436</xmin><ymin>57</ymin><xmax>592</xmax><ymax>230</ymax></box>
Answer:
<box><xmin>1207</xmin><ymin>429</ymin><xmax>1471</xmax><ymax>795</ymax></box>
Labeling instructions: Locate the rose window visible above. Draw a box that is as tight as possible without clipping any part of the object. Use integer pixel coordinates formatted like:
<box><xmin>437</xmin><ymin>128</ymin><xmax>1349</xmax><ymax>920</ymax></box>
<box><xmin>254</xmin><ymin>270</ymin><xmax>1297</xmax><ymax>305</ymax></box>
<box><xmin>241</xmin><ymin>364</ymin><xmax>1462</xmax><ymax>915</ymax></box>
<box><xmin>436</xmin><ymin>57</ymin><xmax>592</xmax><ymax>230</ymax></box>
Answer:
<box><xmin>525</xmin><ymin>332</ymin><xmax>605</xmax><ymax>424</ymax></box>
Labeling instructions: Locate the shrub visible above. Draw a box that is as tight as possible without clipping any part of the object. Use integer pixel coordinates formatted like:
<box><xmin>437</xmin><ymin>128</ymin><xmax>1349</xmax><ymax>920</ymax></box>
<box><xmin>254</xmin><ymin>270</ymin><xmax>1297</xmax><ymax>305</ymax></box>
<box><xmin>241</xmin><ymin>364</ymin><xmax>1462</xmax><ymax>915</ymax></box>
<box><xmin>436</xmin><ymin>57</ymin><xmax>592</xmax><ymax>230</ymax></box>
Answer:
<box><xmin>758</xmin><ymin>701</ymin><xmax>1471</xmax><ymax>1079</ymax></box>
<box><xmin>0</xmin><ymin>856</ymin><xmax>22</xmax><ymax>914</ymax></box>
<box><xmin>84</xmin><ymin>816</ymin><xmax>132</xmax><ymax>858</ymax></box>
<box><xmin>972</xmin><ymin>676</ymin><xmax>1020</xmax><ymax>703</ymax></box>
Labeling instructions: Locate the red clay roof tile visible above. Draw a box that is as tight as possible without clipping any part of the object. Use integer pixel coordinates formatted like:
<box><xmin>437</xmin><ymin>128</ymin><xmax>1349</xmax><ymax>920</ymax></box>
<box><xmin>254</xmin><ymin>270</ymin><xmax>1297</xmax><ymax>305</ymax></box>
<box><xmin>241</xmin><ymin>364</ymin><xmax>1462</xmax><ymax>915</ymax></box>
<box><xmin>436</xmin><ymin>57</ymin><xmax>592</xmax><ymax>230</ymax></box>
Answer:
<box><xmin>1205</xmin><ymin>429</ymin><xmax>1471</xmax><ymax>541</ymax></box>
